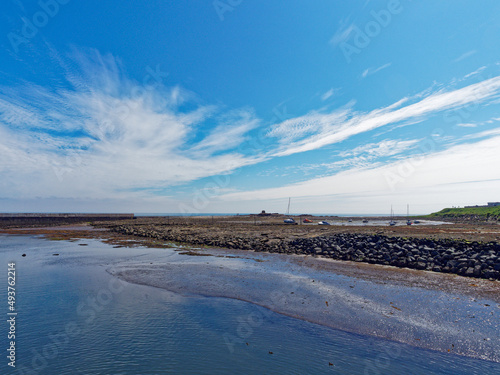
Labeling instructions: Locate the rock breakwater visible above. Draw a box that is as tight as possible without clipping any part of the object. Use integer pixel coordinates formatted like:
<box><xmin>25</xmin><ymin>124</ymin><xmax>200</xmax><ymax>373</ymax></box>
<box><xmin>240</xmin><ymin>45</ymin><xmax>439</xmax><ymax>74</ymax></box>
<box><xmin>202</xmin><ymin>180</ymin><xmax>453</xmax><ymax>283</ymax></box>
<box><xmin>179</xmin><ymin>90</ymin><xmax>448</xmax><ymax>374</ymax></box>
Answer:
<box><xmin>290</xmin><ymin>234</ymin><xmax>500</xmax><ymax>280</ymax></box>
<box><xmin>112</xmin><ymin>224</ymin><xmax>500</xmax><ymax>280</ymax></box>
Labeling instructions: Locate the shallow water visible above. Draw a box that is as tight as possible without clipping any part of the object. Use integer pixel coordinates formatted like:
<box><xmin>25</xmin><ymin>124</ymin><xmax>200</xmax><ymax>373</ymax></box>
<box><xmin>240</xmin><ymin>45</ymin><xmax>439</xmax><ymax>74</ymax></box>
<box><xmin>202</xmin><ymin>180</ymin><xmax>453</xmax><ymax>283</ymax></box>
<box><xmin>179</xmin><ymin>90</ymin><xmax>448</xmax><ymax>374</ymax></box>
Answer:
<box><xmin>1</xmin><ymin>234</ymin><xmax>499</xmax><ymax>374</ymax></box>
<box><xmin>114</xmin><ymin>244</ymin><xmax>500</xmax><ymax>362</ymax></box>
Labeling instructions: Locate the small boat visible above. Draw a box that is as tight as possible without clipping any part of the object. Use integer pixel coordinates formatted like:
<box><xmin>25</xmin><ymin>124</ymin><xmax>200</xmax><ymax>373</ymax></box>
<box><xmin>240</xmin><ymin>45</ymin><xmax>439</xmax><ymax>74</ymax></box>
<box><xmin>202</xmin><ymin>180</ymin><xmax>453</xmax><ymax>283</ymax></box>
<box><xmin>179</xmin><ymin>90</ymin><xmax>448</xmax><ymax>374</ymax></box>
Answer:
<box><xmin>362</xmin><ymin>219</ymin><xmax>368</xmax><ymax>223</ymax></box>
<box><xmin>303</xmin><ymin>218</ymin><xmax>314</xmax><ymax>223</ymax></box>
<box><xmin>283</xmin><ymin>198</ymin><xmax>296</xmax><ymax>224</ymax></box>
<box><xmin>318</xmin><ymin>221</ymin><xmax>330</xmax><ymax>225</ymax></box>
<box><xmin>348</xmin><ymin>219</ymin><xmax>353</xmax><ymax>223</ymax></box>
<box><xmin>406</xmin><ymin>204</ymin><xmax>412</xmax><ymax>225</ymax></box>
<box><xmin>389</xmin><ymin>206</ymin><xmax>397</xmax><ymax>226</ymax></box>
<box><xmin>413</xmin><ymin>220</ymin><xmax>421</xmax><ymax>224</ymax></box>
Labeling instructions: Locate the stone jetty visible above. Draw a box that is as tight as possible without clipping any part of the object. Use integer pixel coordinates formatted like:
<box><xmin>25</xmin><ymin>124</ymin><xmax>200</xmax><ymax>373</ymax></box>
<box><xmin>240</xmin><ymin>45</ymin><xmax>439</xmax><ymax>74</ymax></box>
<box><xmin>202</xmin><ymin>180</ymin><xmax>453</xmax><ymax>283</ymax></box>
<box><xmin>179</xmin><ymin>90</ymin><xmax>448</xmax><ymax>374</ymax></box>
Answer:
<box><xmin>0</xmin><ymin>213</ymin><xmax>135</xmax><ymax>227</ymax></box>
<box><xmin>111</xmin><ymin>222</ymin><xmax>500</xmax><ymax>280</ymax></box>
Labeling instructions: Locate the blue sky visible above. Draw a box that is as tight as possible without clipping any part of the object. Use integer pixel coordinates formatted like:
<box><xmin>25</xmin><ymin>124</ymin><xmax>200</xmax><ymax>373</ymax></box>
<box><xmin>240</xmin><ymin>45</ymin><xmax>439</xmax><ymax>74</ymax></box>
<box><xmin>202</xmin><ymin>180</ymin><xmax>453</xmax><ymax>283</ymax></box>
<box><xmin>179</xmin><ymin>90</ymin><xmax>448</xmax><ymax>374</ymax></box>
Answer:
<box><xmin>1</xmin><ymin>0</ymin><xmax>500</xmax><ymax>214</ymax></box>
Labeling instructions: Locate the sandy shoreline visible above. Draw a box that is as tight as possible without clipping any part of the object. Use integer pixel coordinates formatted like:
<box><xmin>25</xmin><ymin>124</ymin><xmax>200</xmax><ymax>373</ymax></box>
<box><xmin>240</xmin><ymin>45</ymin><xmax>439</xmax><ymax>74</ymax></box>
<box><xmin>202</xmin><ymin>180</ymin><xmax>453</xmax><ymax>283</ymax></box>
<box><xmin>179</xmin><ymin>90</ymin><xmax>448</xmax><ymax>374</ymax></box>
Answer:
<box><xmin>108</xmin><ymin>243</ymin><xmax>500</xmax><ymax>362</ymax></box>
<box><xmin>108</xmin><ymin>216</ymin><xmax>500</xmax><ymax>281</ymax></box>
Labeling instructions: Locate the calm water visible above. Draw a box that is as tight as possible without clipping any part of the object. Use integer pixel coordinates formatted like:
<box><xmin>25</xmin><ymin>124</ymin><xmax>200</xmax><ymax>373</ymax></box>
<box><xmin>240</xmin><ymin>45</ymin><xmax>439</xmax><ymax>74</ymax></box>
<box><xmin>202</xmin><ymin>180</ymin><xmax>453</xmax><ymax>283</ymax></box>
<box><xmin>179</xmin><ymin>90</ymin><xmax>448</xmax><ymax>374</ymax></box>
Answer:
<box><xmin>1</xmin><ymin>235</ymin><xmax>499</xmax><ymax>374</ymax></box>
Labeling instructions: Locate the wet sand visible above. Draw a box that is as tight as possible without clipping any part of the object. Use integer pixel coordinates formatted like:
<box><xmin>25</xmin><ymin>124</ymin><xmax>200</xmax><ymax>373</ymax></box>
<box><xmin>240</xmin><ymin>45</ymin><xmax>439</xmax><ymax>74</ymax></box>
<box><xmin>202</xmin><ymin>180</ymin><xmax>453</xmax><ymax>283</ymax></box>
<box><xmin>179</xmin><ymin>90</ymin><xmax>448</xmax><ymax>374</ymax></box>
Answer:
<box><xmin>110</xmin><ymin>245</ymin><xmax>500</xmax><ymax>363</ymax></box>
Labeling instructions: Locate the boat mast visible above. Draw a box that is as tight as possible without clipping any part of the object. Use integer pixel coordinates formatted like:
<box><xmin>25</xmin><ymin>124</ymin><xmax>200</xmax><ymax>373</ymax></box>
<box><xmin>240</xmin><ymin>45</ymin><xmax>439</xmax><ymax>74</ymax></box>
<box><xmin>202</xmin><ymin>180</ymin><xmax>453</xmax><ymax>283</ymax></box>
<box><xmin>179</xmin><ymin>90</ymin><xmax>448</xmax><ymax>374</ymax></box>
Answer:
<box><xmin>286</xmin><ymin>197</ymin><xmax>291</xmax><ymax>216</ymax></box>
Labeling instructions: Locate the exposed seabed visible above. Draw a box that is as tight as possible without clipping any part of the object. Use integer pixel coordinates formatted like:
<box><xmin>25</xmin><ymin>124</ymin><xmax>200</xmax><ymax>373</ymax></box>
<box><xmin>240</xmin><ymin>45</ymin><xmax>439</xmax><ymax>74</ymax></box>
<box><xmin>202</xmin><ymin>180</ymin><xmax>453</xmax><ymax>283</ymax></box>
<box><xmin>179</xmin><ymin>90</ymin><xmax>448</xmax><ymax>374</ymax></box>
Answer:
<box><xmin>110</xmin><ymin>245</ymin><xmax>500</xmax><ymax>363</ymax></box>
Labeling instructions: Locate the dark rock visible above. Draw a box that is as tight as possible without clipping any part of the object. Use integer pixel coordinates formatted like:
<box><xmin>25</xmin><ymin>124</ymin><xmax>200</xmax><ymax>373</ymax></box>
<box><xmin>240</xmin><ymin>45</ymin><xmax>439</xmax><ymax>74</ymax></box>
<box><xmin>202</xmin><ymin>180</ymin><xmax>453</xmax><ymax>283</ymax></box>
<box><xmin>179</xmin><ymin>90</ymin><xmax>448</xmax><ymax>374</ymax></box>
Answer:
<box><xmin>113</xmin><ymin>224</ymin><xmax>500</xmax><ymax>280</ymax></box>
<box><xmin>473</xmin><ymin>265</ymin><xmax>482</xmax><ymax>277</ymax></box>
<box><xmin>465</xmin><ymin>267</ymin><xmax>475</xmax><ymax>277</ymax></box>
<box><xmin>416</xmin><ymin>262</ymin><xmax>427</xmax><ymax>270</ymax></box>
<box><xmin>483</xmin><ymin>270</ymin><xmax>499</xmax><ymax>279</ymax></box>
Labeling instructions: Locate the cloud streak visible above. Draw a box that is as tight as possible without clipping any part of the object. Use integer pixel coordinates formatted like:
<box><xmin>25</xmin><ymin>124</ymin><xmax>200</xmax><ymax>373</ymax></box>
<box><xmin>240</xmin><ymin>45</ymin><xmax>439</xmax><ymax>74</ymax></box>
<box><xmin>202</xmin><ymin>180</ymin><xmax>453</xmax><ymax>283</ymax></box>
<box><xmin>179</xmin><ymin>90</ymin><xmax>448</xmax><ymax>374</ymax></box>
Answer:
<box><xmin>268</xmin><ymin>75</ymin><xmax>500</xmax><ymax>157</ymax></box>
<box><xmin>0</xmin><ymin>50</ymin><xmax>260</xmax><ymax>200</ymax></box>
<box><xmin>220</xmin><ymin>134</ymin><xmax>500</xmax><ymax>211</ymax></box>
<box><xmin>453</xmin><ymin>50</ymin><xmax>477</xmax><ymax>63</ymax></box>
<box><xmin>361</xmin><ymin>62</ymin><xmax>392</xmax><ymax>78</ymax></box>
<box><xmin>330</xmin><ymin>22</ymin><xmax>355</xmax><ymax>46</ymax></box>
<box><xmin>321</xmin><ymin>88</ymin><xmax>338</xmax><ymax>101</ymax></box>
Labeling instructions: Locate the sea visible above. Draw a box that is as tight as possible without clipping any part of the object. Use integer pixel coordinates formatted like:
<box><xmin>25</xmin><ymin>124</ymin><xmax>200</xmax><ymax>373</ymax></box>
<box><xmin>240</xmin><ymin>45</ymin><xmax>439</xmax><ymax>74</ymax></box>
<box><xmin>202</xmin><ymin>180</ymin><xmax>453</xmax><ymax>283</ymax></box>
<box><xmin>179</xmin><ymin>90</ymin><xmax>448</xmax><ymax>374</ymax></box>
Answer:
<box><xmin>1</xmin><ymin>234</ymin><xmax>499</xmax><ymax>374</ymax></box>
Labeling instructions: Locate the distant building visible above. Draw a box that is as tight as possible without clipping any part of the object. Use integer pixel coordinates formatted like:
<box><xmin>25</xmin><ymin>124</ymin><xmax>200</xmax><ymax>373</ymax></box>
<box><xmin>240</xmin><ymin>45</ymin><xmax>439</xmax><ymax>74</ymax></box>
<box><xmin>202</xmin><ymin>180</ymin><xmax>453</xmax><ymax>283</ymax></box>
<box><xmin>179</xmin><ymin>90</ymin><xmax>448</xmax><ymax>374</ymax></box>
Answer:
<box><xmin>464</xmin><ymin>202</ymin><xmax>500</xmax><ymax>208</ymax></box>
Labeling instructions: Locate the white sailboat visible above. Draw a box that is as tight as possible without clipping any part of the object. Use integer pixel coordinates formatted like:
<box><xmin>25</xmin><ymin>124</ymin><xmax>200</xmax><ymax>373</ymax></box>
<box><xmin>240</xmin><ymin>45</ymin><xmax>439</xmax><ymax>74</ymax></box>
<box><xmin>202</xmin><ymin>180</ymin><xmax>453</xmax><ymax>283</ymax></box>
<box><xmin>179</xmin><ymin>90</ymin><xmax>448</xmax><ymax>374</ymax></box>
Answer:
<box><xmin>389</xmin><ymin>205</ymin><xmax>396</xmax><ymax>226</ymax></box>
<box><xmin>284</xmin><ymin>197</ymin><xmax>296</xmax><ymax>224</ymax></box>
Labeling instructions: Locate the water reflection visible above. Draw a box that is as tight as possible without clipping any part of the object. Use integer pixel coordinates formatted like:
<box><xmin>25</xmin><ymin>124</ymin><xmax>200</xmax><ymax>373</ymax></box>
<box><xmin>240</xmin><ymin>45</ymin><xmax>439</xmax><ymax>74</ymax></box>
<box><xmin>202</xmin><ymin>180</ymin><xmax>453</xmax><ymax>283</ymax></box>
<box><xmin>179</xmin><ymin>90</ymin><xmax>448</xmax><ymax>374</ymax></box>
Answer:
<box><xmin>0</xmin><ymin>235</ymin><xmax>498</xmax><ymax>374</ymax></box>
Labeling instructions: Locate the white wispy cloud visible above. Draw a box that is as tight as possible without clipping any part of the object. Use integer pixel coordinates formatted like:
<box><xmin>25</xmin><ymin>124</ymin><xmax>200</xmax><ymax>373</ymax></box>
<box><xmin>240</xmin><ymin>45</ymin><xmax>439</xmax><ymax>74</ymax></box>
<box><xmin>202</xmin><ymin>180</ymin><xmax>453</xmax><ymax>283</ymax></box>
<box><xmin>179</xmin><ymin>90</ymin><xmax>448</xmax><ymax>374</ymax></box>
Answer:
<box><xmin>189</xmin><ymin>108</ymin><xmax>261</xmax><ymax>156</ymax></box>
<box><xmin>453</xmin><ymin>50</ymin><xmax>477</xmax><ymax>63</ymax></box>
<box><xmin>338</xmin><ymin>139</ymin><xmax>419</xmax><ymax>158</ymax></box>
<box><xmin>361</xmin><ymin>63</ymin><xmax>392</xmax><ymax>79</ymax></box>
<box><xmin>321</xmin><ymin>88</ymin><xmax>337</xmax><ymax>101</ymax></box>
<box><xmin>455</xmin><ymin>115</ymin><xmax>500</xmax><ymax>129</ymax></box>
<box><xmin>3</xmin><ymin>55</ymin><xmax>500</xmax><ymax>213</ymax></box>
<box><xmin>0</xmin><ymin>50</ymin><xmax>261</xmax><ymax>200</ymax></box>
<box><xmin>268</xmin><ymin>105</ymin><xmax>353</xmax><ymax>145</ymax></box>
<box><xmin>220</xmin><ymin>134</ymin><xmax>500</xmax><ymax>210</ymax></box>
<box><xmin>257</xmin><ymin>138</ymin><xmax>419</xmax><ymax>181</ymax></box>
<box><xmin>330</xmin><ymin>22</ymin><xmax>355</xmax><ymax>46</ymax></box>
<box><xmin>464</xmin><ymin>126</ymin><xmax>500</xmax><ymax>140</ymax></box>
<box><xmin>268</xmin><ymin>75</ymin><xmax>500</xmax><ymax>157</ymax></box>
<box><xmin>464</xmin><ymin>66</ymin><xmax>486</xmax><ymax>79</ymax></box>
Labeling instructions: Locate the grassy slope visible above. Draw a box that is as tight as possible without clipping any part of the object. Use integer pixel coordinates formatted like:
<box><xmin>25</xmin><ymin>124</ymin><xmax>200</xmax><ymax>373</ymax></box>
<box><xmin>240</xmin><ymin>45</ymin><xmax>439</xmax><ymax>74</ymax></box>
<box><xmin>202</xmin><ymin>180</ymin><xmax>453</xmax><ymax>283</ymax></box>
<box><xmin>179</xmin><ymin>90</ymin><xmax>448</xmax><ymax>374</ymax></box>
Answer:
<box><xmin>428</xmin><ymin>206</ymin><xmax>500</xmax><ymax>218</ymax></box>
